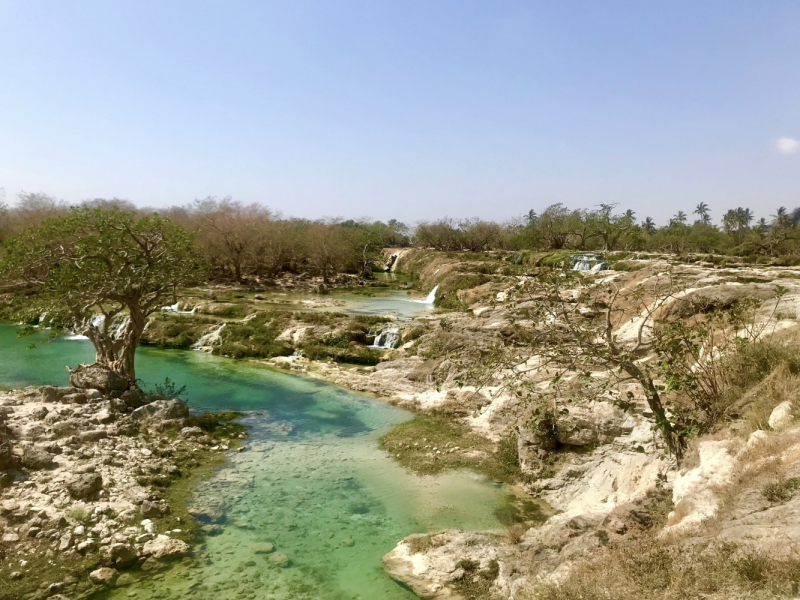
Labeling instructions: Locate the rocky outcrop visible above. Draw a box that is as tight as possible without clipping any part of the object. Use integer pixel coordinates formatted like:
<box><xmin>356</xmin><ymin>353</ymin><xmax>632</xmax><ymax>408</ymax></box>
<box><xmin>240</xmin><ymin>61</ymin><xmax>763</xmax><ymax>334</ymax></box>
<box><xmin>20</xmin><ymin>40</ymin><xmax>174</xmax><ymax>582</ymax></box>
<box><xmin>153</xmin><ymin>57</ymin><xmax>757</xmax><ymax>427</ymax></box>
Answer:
<box><xmin>383</xmin><ymin>531</ymin><xmax>502</xmax><ymax>600</ymax></box>
<box><xmin>141</xmin><ymin>534</ymin><xmax>190</xmax><ymax>558</ymax></box>
<box><xmin>666</xmin><ymin>440</ymin><xmax>736</xmax><ymax>532</ymax></box>
<box><xmin>0</xmin><ymin>385</ymin><xmax>236</xmax><ymax>597</ymax></box>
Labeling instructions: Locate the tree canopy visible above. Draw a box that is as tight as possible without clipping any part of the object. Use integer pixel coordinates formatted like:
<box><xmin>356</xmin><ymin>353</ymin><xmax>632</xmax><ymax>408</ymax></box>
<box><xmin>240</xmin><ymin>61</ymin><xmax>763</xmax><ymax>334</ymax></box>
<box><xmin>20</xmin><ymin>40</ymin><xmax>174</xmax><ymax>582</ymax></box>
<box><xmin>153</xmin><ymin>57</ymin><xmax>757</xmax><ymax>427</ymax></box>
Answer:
<box><xmin>0</xmin><ymin>207</ymin><xmax>202</xmax><ymax>388</ymax></box>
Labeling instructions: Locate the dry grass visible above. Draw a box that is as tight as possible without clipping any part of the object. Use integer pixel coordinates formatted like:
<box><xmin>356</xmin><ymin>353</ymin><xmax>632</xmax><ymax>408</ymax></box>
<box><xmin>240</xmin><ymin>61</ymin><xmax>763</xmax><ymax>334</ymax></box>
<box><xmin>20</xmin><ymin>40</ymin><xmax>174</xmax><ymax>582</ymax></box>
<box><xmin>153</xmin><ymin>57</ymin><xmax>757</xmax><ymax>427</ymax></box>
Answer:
<box><xmin>519</xmin><ymin>537</ymin><xmax>800</xmax><ymax>600</ymax></box>
<box><xmin>731</xmin><ymin>364</ymin><xmax>800</xmax><ymax>434</ymax></box>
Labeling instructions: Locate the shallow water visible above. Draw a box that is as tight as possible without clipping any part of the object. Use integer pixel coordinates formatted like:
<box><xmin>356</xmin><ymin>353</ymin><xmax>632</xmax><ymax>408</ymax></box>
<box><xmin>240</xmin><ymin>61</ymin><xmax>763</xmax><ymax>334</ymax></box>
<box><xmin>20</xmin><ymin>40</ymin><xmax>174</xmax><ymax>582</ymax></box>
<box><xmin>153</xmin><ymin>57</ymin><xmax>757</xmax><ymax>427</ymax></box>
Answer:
<box><xmin>0</xmin><ymin>325</ymin><xmax>526</xmax><ymax>600</ymax></box>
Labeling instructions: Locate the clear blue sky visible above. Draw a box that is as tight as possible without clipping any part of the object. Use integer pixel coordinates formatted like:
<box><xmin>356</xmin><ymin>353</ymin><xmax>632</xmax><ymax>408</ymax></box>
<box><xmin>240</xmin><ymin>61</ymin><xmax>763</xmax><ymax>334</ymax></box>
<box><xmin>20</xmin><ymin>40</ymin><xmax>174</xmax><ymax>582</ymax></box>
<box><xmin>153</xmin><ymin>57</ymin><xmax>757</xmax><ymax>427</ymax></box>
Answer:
<box><xmin>1</xmin><ymin>1</ymin><xmax>798</xmax><ymax>224</ymax></box>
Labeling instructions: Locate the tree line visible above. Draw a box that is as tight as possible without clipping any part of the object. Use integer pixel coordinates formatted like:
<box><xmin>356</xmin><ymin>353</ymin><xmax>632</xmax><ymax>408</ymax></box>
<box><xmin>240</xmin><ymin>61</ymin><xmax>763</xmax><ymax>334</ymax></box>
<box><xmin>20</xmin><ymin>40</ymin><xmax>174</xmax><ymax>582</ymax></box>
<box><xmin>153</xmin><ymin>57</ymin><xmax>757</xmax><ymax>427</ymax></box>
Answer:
<box><xmin>3</xmin><ymin>193</ymin><xmax>800</xmax><ymax>285</ymax></box>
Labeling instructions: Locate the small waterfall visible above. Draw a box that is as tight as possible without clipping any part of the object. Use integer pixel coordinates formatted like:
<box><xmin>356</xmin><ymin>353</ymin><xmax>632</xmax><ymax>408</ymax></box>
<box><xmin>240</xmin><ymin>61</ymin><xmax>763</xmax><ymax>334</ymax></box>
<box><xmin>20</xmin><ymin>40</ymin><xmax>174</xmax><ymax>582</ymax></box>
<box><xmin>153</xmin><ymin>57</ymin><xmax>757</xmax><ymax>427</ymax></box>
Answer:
<box><xmin>162</xmin><ymin>302</ymin><xmax>198</xmax><ymax>314</ymax></box>
<box><xmin>371</xmin><ymin>326</ymin><xmax>400</xmax><ymax>349</ymax></box>
<box><xmin>111</xmin><ymin>316</ymin><xmax>130</xmax><ymax>340</ymax></box>
<box><xmin>413</xmin><ymin>285</ymin><xmax>439</xmax><ymax>305</ymax></box>
<box><xmin>571</xmin><ymin>254</ymin><xmax>609</xmax><ymax>272</ymax></box>
<box><xmin>193</xmin><ymin>324</ymin><xmax>226</xmax><ymax>350</ymax></box>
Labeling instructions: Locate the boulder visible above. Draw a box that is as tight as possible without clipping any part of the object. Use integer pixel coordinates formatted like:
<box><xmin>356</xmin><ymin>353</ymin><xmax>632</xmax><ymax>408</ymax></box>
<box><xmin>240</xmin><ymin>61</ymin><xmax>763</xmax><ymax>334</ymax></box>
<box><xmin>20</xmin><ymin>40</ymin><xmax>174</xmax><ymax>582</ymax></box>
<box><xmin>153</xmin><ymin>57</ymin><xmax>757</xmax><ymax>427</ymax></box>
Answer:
<box><xmin>120</xmin><ymin>389</ymin><xmax>147</xmax><ymax>409</ymax></box>
<box><xmin>89</xmin><ymin>567</ymin><xmax>117</xmax><ymax>585</ymax></box>
<box><xmin>21</xmin><ymin>445</ymin><xmax>55</xmax><ymax>470</ymax></box>
<box><xmin>142</xmin><ymin>535</ymin><xmax>190</xmax><ymax>559</ymax></box>
<box><xmin>101</xmin><ymin>543</ymin><xmax>137</xmax><ymax>567</ymax></box>
<box><xmin>61</xmin><ymin>393</ymin><xmax>88</xmax><ymax>405</ymax></box>
<box><xmin>179</xmin><ymin>426</ymin><xmax>203</xmax><ymax>438</ymax></box>
<box><xmin>67</xmin><ymin>473</ymin><xmax>103</xmax><ymax>499</ymax></box>
<box><xmin>52</xmin><ymin>419</ymin><xmax>87</xmax><ymax>438</ymax></box>
<box><xmin>131</xmin><ymin>399</ymin><xmax>189</xmax><ymax>423</ymax></box>
<box><xmin>768</xmin><ymin>401</ymin><xmax>794</xmax><ymax>431</ymax></box>
<box><xmin>140</xmin><ymin>500</ymin><xmax>162</xmax><ymax>519</ymax></box>
<box><xmin>78</xmin><ymin>430</ymin><xmax>108</xmax><ymax>443</ymax></box>
<box><xmin>68</xmin><ymin>363</ymin><xmax>129</xmax><ymax>395</ymax></box>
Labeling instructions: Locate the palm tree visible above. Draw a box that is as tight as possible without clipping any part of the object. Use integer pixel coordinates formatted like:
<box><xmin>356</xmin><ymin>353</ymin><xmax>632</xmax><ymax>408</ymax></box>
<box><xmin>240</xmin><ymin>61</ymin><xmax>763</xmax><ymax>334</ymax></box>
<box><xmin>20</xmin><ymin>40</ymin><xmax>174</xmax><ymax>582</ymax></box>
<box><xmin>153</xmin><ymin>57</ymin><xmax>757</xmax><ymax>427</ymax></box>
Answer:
<box><xmin>722</xmin><ymin>209</ymin><xmax>737</xmax><ymax>234</ymax></box>
<box><xmin>671</xmin><ymin>211</ymin><xmax>687</xmax><ymax>225</ymax></box>
<box><xmin>736</xmin><ymin>207</ymin><xmax>754</xmax><ymax>229</ymax></box>
<box><xmin>694</xmin><ymin>202</ymin><xmax>711</xmax><ymax>224</ymax></box>
<box><xmin>642</xmin><ymin>217</ymin><xmax>656</xmax><ymax>234</ymax></box>
<box><xmin>624</xmin><ymin>209</ymin><xmax>636</xmax><ymax>221</ymax></box>
<box><xmin>772</xmin><ymin>207</ymin><xmax>792</xmax><ymax>229</ymax></box>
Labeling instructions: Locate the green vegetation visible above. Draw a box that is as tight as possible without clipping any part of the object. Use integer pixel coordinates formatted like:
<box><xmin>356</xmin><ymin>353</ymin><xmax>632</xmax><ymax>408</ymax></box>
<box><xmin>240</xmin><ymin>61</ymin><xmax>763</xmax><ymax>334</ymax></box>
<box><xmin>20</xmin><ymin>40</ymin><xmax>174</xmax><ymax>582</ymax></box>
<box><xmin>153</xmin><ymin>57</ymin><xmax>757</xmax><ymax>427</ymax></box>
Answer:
<box><xmin>379</xmin><ymin>412</ymin><xmax>523</xmax><ymax>484</ymax></box>
<box><xmin>0</xmin><ymin>206</ymin><xmax>202</xmax><ymax>386</ymax></box>
<box><xmin>141</xmin><ymin>313</ymin><xmax>220</xmax><ymax>349</ymax></box>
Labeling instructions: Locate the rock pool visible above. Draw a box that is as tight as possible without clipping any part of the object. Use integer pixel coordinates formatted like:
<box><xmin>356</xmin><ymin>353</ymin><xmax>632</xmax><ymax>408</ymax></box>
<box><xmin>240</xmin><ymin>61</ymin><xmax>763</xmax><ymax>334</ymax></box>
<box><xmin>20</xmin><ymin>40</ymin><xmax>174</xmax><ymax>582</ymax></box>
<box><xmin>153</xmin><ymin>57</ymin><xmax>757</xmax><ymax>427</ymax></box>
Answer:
<box><xmin>0</xmin><ymin>325</ymin><xmax>520</xmax><ymax>600</ymax></box>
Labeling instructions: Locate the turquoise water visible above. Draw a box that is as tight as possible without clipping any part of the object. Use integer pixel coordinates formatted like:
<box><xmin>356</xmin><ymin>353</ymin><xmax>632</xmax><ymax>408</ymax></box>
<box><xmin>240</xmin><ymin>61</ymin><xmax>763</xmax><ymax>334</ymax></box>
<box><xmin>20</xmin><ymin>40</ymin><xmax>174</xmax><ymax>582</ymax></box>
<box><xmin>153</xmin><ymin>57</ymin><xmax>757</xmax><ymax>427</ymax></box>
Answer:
<box><xmin>0</xmin><ymin>325</ymin><xmax>516</xmax><ymax>600</ymax></box>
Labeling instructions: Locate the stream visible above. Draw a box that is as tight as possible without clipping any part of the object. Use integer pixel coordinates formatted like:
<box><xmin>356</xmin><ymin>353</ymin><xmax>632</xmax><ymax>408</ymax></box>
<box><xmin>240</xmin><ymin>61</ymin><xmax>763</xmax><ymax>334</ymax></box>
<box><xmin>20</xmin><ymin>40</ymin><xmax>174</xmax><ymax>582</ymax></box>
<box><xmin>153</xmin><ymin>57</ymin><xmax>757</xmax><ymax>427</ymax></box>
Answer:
<box><xmin>0</xmin><ymin>324</ymin><xmax>527</xmax><ymax>600</ymax></box>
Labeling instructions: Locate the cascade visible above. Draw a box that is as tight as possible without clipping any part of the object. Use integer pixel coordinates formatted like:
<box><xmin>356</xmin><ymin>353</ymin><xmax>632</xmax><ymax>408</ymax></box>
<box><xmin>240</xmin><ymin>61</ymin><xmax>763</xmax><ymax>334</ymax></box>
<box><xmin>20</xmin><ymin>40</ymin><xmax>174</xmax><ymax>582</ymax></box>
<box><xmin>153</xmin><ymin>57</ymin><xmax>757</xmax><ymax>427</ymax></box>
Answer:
<box><xmin>162</xmin><ymin>302</ymin><xmax>199</xmax><ymax>314</ymax></box>
<box><xmin>192</xmin><ymin>324</ymin><xmax>226</xmax><ymax>350</ymax></box>
<box><xmin>413</xmin><ymin>284</ymin><xmax>439</xmax><ymax>304</ymax></box>
<box><xmin>371</xmin><ymin>326</ymin><xmax>400</xmax><ymax>349</ymax></box>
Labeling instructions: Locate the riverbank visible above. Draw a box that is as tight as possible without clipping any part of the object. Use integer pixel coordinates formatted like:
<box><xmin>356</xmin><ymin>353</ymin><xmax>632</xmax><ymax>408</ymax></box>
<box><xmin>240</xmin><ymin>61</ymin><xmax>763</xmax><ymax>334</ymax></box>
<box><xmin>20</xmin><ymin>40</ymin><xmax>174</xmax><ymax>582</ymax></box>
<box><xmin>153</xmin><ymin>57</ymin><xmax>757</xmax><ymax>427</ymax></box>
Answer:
<box><xmin>6</xmin><ymin>249</ymin><xmax>800</xmax><ymax>599</ymax></box>
<box><xmin>0</xmin><ymin>385</ymin><xmax>244</xmax><ymax>600</ymax></box>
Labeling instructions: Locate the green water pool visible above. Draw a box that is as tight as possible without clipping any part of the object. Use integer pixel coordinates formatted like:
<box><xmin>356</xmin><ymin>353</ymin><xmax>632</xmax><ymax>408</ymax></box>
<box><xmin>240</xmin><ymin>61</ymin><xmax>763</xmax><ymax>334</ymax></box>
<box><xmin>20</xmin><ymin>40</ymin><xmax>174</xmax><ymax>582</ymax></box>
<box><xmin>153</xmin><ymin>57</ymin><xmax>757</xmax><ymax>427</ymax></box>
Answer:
<box><xmin>0</xmin><ymin>324</ymin><xmax>521</xmax><ymax>600</ymax></box>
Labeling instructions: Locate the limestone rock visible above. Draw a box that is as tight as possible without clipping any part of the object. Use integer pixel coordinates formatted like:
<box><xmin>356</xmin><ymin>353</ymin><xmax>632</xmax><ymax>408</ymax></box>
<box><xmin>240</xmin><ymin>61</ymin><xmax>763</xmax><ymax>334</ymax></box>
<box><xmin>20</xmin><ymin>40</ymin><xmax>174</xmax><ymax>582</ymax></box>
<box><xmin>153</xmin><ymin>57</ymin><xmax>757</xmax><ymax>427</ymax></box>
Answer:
<box><xmin>768</xmin><ymin>401</ymin><xmax>794</xmax><ymax>431</ymax></box>
<box><xmin>555</xmin><ymin>401</ymin><xmax>633</xmax><ymax>446</ymax></box>
<box><xmin>21</xmin><ymin>445</ymin><xmax>55</xmax><ymax>470</ymax></box>
<box><xmin>131</xmin><ymin>399</ymin><xmax>189</xmax><ymax>423</ymax></box>
<box><xmin>101</xmin><ymin>543</ymin><xmax>137</xmax><ymax>566</ymax></box>
<box><xmin>120</xmin><ymin>388</ymin><xmax>147</xmax><ymax>408</ymax></box>
<box><xmin>667</xmin><ymin>440</ymin><xmax>735</xmax><ymax>531</ymax></box>
<box><xmin>67</xmin><ymin>473</ymin><xmax>103</xmax><ymax>499</ymax></box>
<box><xmin>179</xmin><ymin>426</ymin><xmax>203</xmax><ymax>438</ymax></box>
<box><xmin>89</xmin><ymin>567</ymin><xmax>117</xmax><ymax>585</ymax></box>
<box><xmin>383</xmin><ymin>531</ymin><xmax>500</xmax><ymax>600</ymax></box>
<box><xmin>142</xmin><ymin>535</ymin><xmax>190</xmax><ymax>559</ymax></box>
<box><xmin>140</xmin><ymin>500</ymin><xmax>162</xmax><ymax>519</ymax></box>
<box><xmin>252</xmin><ymin>542</ymin><xmax>274</xmax><ymax>554</ymax></box>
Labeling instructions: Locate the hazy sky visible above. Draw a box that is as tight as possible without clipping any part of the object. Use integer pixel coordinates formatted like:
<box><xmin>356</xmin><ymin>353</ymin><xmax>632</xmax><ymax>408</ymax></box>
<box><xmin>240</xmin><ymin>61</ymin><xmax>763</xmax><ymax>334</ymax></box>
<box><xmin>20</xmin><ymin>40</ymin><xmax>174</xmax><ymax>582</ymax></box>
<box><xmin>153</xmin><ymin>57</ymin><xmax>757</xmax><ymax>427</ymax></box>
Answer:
<box><xmin>1</xmin><ymin>1</ymin><xmax>798</xmax><ymax>224</ymax></box>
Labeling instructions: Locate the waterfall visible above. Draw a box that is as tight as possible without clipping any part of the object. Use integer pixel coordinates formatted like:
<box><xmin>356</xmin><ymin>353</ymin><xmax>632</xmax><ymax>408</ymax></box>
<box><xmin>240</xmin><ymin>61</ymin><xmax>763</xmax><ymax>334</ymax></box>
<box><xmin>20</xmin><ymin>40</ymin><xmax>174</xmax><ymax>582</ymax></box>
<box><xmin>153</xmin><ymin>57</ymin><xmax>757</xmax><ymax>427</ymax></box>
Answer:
<box><xmin>571</xmin><ymin>254</ymin><xmax>609</xmax><ymax>272</ymax></box>
<box><xmin>162</xmin><ymin>302</ymin><xmax>198</xmax><ymax>314</ymax></box>
<box><xmin>371</xmin><ymin>326</ymin><xmax>400</xmax><ymax>349</ymax></box>
<box><xmin>192</xmin><ymin>324</ymin><xmax>226</xmax><ymax>350</ymax></box>
<box><xmin>412</xmin><ymin>285</ymin><xmax>439</xmax><ymax>305</ymax></box>
<box><xmin>64</xmin><ymin>313</ymin><xmax>105</xmax><ymax>341</ymax></box>
<box><xmin>424</xmin><ymin>285</ymin><xmax>439</xmax><ymax>304</ymax></box>
<box><xmin>111</xmin><ymin>316</ymin><xmax>130</xmax><ymax>340</ymax></box>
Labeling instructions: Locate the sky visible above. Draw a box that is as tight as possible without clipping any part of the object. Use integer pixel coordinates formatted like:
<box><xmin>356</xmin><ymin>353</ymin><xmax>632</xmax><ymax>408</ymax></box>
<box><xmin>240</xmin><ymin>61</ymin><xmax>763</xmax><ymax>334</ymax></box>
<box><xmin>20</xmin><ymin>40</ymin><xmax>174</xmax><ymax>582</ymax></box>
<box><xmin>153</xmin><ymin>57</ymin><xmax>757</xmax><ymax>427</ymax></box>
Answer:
<box><xmin>0</xmin><ymin>1</ymin><xmax>798</xmax><ymax>225</ymax></box>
